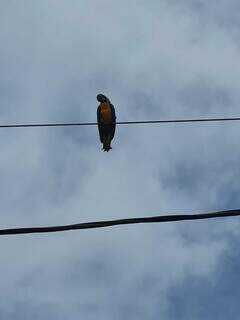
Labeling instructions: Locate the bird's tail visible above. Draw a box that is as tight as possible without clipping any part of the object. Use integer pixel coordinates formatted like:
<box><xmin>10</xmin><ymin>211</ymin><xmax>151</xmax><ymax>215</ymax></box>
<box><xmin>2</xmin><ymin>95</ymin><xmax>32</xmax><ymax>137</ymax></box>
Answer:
<box><xmin>102</xmin><ymin>136</ymin><xmax>112</xmax><ymax>152</ymax></box>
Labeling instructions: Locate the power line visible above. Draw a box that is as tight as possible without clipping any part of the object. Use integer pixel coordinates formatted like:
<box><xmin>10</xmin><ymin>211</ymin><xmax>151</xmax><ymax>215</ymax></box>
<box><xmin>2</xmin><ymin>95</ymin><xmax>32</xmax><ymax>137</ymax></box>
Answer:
<box><xmin>0</xmin><ymin>209</ymin><xmax>240</xmax><ymax>236</ymax></box>
<box><xmin>0</xmin><ymin>116</ymin><xmax>240</xmax><ymax>129</ymax></box>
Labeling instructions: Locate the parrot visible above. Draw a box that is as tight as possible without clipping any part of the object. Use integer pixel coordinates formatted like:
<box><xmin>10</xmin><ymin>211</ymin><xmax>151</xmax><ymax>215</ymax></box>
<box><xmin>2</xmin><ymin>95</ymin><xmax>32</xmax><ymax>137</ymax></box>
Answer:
<box><xmin>97</xmin><ymin>94</ymin><xmax>116</xmax><ymax>152</ymax></box>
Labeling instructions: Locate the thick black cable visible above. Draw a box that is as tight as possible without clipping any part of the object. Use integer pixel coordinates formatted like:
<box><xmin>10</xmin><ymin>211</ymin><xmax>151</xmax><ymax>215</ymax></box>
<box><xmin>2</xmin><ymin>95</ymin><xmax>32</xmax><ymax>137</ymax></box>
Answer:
<box><xmin>0</xmin><ymin>117</ymin><xmax>240</xmax><ymax>128</ymax></box>
<box><xmin>0</xmin><ymin>209</ymin><xmax>239</xmax><ymax>236</ymax></box>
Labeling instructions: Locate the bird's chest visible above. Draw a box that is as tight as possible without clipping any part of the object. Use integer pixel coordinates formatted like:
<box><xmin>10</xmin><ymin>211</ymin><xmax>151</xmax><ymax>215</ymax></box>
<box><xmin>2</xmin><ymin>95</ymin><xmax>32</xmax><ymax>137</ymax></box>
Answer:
<box><xmin>100</xmin><ymin>103</ymin><xmax>112</xmax><ymax>124</ymax></box>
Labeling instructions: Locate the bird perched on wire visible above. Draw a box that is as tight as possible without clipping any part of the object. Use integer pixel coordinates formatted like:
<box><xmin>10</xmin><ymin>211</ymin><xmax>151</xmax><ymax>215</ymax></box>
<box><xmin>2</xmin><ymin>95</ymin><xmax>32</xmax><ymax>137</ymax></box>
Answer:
<box><xmin>97</xmin><ymin>94</ymin><xmax>116</xmax><ymax>152</ymax></box>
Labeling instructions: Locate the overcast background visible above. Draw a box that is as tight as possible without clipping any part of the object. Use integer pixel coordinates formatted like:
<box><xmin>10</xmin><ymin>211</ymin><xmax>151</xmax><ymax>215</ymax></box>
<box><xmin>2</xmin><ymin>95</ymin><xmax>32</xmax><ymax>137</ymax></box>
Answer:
<box><xmin>0</xmin><ymin>0</ymin><xmax>240</xmax><ymax>319</ymax></box>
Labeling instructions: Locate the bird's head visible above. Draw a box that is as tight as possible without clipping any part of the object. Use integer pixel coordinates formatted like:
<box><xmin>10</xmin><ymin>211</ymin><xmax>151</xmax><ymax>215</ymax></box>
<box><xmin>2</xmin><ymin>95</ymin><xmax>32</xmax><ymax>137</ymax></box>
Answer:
<box><xmin>97</xmin><ymin>94</ymin><xmax>109</xmax><ymax>103</ymax></box>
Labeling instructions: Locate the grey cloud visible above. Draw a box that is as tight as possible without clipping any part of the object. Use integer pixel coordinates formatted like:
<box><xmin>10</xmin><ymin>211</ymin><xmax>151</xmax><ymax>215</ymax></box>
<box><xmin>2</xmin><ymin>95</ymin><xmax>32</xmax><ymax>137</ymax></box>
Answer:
<box><xmin>167</xmin><ymin>235</ymin><xmax>240</xmax><ymax>320</ymax></box>
<box><xmin>0</xmin><ymin>0</ymin><xmax>239</xmax><ymax>319</ymax></box>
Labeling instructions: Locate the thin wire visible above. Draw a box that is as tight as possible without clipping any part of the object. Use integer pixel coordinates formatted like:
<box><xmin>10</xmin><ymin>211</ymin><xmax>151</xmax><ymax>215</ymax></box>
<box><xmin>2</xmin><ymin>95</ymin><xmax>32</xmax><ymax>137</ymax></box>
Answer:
<box><xmin>0</xmin><ymin>117</ymin><xmax>240</xmax><ymax>128</ymax></box>
<box><xmin>0</xmin><ymin>209</ymin><xmax>239</xmax><ymax>236</ymax></box>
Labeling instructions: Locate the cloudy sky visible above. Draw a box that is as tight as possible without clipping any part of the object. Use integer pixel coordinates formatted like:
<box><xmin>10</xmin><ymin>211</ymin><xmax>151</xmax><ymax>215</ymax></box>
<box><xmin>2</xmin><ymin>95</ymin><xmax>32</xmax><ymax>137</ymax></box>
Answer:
<box><xmin>0</xmin><ymin>0</ymin><xmax>240</xmax><ymax>318</ymax></box>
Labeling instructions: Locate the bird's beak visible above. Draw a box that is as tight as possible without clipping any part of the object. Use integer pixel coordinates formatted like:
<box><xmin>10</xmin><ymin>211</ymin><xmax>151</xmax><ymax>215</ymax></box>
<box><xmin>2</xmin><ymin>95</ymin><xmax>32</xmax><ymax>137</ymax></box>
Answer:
<box><xmin>97</xmin><ymin>94</ymin><xmax>107</xmax><ymax>103</ymax></box>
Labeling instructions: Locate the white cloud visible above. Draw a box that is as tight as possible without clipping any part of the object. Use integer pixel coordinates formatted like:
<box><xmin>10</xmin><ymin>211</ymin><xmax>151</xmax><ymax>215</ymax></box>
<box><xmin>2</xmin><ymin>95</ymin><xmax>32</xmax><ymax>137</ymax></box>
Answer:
<box><xmin>0</xmin><ymin>0</ymin><xmax>239</xmax><ymax>318</ymax></box>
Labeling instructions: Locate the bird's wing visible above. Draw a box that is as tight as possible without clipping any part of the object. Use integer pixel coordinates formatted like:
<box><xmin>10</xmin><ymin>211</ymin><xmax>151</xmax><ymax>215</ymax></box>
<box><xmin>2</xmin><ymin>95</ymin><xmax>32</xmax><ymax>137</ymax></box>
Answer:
<box><xmin>110</xmin><ymin>104</ymin><xmax>116</xmax><ymax>121</ymax></box>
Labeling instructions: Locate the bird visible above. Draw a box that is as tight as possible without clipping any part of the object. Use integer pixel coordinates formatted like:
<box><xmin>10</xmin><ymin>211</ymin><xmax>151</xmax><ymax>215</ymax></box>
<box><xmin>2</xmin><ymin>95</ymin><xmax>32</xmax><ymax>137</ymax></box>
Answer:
<box><xmin>97</xmin><ymin>94</ymin><xmax>116</xmax><ymax>152</ymax></box>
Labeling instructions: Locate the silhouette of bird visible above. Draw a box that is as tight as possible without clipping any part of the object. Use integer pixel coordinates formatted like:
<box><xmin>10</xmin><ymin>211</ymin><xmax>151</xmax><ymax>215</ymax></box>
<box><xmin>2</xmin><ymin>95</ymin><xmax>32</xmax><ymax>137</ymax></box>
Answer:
<box><xmin>97</xmin><ymin>94</ymin><xmax>116</xmax><ymax>152</ymax></box>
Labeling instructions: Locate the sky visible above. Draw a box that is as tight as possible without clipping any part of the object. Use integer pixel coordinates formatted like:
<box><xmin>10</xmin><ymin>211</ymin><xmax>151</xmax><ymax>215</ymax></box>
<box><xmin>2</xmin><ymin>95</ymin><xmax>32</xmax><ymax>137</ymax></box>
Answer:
<box><xmin>0</xmin><ymin>0</ymin><xmax>240</xmax><ymax>319</ymax></box>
